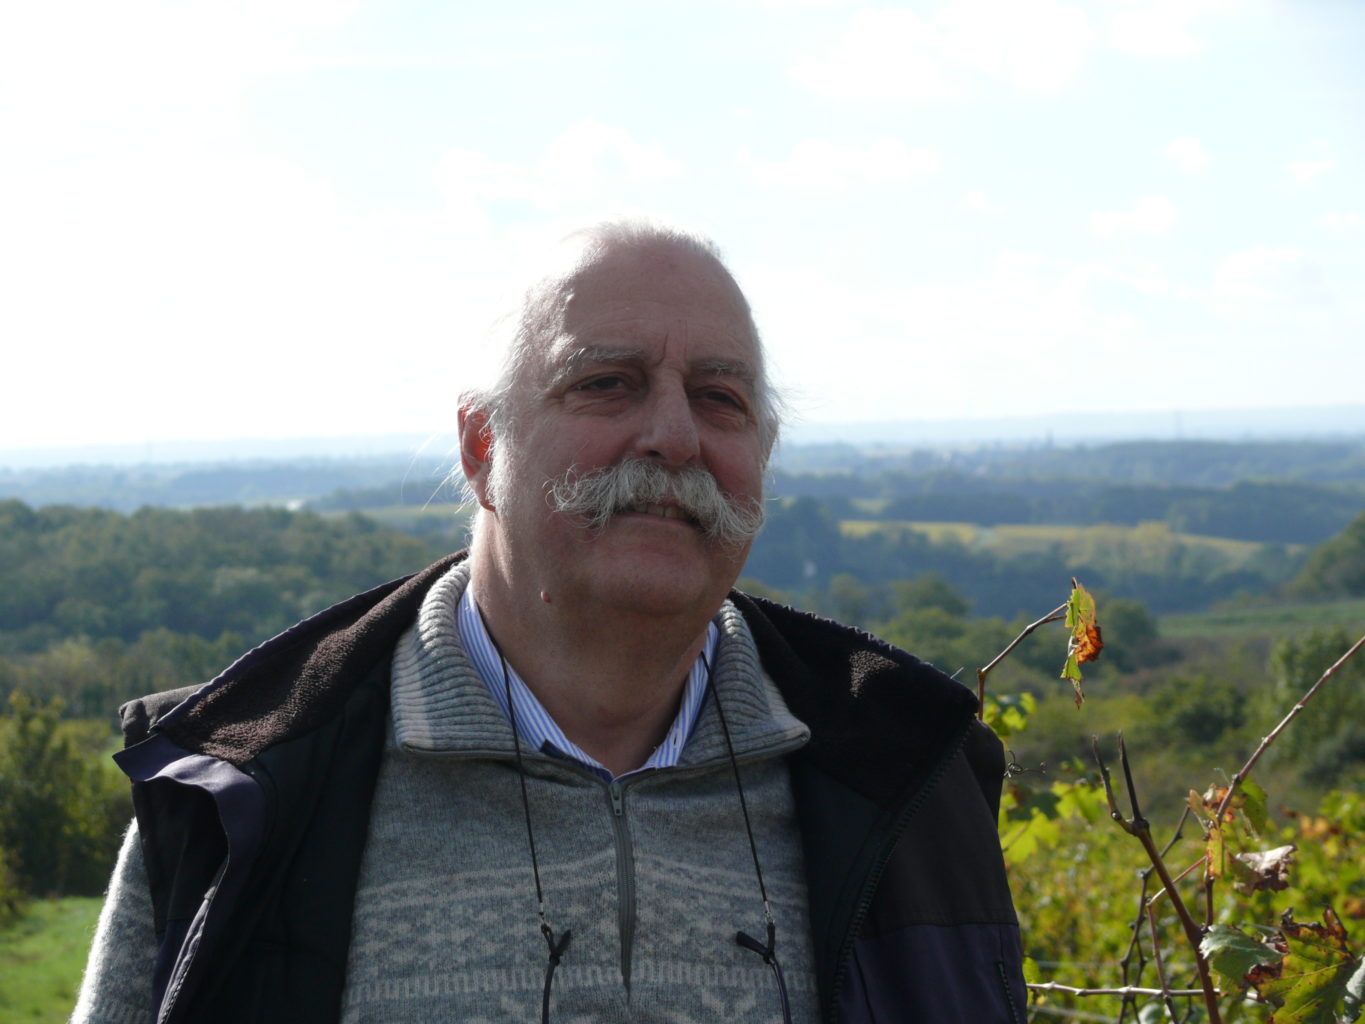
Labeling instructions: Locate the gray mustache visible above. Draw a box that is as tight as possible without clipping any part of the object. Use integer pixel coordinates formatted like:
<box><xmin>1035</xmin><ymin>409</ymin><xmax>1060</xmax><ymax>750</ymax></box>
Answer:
<box><xmin>546</xmin><ymin>458</ymin><xmax>765</xmax><ymax>548</ymax></box>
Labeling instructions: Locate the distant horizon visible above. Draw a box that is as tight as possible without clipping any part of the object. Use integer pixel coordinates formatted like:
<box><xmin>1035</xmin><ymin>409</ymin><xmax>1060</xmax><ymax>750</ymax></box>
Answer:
<box><xmin>4</xmin><ymin>402</ymin><xmax>1363</xmax><ymax>471</ymax></box>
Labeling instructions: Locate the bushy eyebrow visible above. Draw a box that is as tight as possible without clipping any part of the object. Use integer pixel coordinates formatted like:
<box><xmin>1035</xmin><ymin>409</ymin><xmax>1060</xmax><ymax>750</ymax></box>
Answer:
<box><xmin>548</xmin><ymin>345</ymin><xmax>757</xmax><ymax>391</ymax></box>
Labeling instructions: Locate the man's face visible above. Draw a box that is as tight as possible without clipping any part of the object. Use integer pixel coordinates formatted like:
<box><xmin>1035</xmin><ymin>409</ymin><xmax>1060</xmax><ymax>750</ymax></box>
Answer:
<box><xmin>482</xmin><ymin>239</ymin><xmax>766</xmax><ymax>620</ymax></box>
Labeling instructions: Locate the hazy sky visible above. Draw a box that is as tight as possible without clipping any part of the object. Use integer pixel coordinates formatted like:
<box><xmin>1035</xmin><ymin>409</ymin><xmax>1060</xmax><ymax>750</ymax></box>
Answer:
<box><xmin>2</xmin><ymin>0</ymin><xmax>1361</xmax><ymax>452</ymax></box>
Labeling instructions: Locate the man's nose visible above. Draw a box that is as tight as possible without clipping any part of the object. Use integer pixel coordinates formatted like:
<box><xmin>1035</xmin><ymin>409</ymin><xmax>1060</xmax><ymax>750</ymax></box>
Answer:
<box><xmin>634</xmin><ymin>383</ymin><xmax>701</xmax><ymax>466</ymax></box>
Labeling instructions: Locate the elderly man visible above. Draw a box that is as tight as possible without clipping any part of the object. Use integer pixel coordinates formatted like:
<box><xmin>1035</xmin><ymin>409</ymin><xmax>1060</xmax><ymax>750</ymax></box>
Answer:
<box><xmin>75</xmin><ymin>221</ymin><xmax>1026</xmax><ymax>1024</ymax></box>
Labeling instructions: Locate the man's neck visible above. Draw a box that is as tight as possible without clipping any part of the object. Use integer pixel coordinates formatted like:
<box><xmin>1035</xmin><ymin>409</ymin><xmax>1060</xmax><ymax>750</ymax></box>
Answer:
<box><xmin>468</xmin><ymin>552</ymin><xmax>717</xmax><ymax>778</ymax></box>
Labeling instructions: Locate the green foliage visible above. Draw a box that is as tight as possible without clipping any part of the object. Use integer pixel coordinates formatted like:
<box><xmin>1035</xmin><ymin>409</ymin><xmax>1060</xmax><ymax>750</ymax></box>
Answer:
<box><xmin>888</xmin><ymin>572</ymin><xmax>972</xmax><ymax>617</ymax></box>
<box><xmin>1291</xmin><ymin>511</ymin><xmax>1365</xmax><ymax>599</ymax></box>
<box><xmin>1100</xmin><ymin>596</ymin><xmax>1166</xmax><ymax>671</ymax></box>
<box><xmin>0</xmin><ymin>501</ymin><xmax>442</xmax><ymax>656</ymax></box>
<box><xmin>0</xmin><ymin>692</ymin><xmax>130</xmax><ymax>897</ymax></box>
<box><xmin>997</xmin><ymin>638</ymin><xmax>1365</xmax><ymax>1024</ymax></box>
<box><xmin>1263</xmin><ymin>628</ymin><xmax>1365</xmax><ymax>786</ymax></box>
<box><xmin>1248</xmin><ymin>909</ymin><xmax>1360</xmax><ymax>1024</ymax></box>
<box><xmin>0</xmin><ymin>846</ymin><xmax>21</xmax><ymax>929</ymax></box>
<box><xmin>1202</xmin><ymin>924</ymin><xmax>1281</xmax><ymax>988</ymax></box>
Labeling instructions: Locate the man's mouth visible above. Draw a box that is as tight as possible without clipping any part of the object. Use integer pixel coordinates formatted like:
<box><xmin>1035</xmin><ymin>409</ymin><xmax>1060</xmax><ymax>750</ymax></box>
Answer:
<box><xmin>620</xmin><ymin>501</ymin><xmax>699</xmax><ymax>525</ymax></box>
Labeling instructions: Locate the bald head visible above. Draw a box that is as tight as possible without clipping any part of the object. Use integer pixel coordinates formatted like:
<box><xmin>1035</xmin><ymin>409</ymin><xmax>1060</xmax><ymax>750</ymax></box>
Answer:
<box><xmin>468</xmin><ymin>220</ymin><xmax>781</xmax><ymax>464</ymax></box>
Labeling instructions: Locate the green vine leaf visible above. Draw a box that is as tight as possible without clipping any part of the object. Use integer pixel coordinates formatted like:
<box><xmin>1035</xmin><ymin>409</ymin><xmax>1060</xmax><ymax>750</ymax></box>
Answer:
<box><xmin>1247</xmin><ymin>907</ymin><xmax>1361</xmax><ymax>1024</ymax></box>
<box><xmin>1201</xmin><ymin>923</ymin><xmax>1282</xmax><ymax>988</ymax></box>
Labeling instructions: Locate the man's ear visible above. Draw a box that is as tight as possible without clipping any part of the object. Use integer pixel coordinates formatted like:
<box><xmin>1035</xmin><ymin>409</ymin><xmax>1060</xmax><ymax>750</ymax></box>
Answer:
<box><xmin>457</xmin><ymin>406</ymin><xmax>496</xmax><ymax>511</ymax></box>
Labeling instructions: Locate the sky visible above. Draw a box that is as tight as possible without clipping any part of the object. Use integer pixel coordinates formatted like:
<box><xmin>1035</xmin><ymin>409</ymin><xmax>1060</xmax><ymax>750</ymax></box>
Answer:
<box><xmin>1</xmin><ymin>0</ymin><xmax>1362</xmax><ymax>455</ymax></box>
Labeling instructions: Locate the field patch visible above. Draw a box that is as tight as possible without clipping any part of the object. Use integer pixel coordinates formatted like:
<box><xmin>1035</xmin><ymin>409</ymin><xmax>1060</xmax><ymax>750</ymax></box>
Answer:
<box><xmin>0</xmin><ymin>897</ymin><xmax>102</xmax><ymax>1023</ymax></box>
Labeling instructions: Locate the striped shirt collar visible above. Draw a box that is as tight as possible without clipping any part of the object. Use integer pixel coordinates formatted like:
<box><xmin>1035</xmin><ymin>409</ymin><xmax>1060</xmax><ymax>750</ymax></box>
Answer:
<box><xmin>455</xmin><ymin>587</ymin><xmax>719</xmax><ymax>782</ymax></box>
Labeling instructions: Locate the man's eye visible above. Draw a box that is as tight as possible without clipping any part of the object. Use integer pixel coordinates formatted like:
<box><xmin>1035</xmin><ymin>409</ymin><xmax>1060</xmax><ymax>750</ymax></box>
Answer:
<box><xmin>700</xmin><ymin>388</ymin><xmax>744</xmax><ymax>409</ymax></box>
<box><xmin>577</xmin><ymin>375</ymin><xmax>626</xmax><ymax>392</ymax></box>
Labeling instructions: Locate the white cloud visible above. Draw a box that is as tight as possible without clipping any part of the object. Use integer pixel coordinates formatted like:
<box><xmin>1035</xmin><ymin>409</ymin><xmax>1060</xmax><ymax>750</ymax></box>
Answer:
<box><xmin>1288</xmin><ymin>156</ymin><xmax>1336</xmax><ymax>185</ymax></box>
<box><xmin>790</xmin><ymin>0</ymin><xmax>1095</xmax><ymax>102</ymax></box>
<box><xmin>433</xmin><ymin>120</ymin><xmax>684</xmax><ymax>208</ymax></box>
<box><xmin>742</xmin><ymin>138</ymin><xmax>940</xmax><ymax>192</ymax></box>
<box><xmin>742</xmin><ymin>250</ymin><xmax>1143</xmax><ymax>422</ymax></box>
<box><xmin>936</xmin><ymin>0</ymin><xmax>1095</xmax><ymax>94</ymax></box>
<box><xmin>1090</xmin><ymin>196</ymin><xmax>1178</xmax><ymax>236</ymax></box>
<box><xmin>1107</xmin><ymin>0</ymin><xmax>1239</xmax><ymax>58</ymax></box>
<box><xmin>791</xmin><ymin>8</ymin><xmax>955</xmax><ymax>102</ymax></box>
<box><xmin>1319</xmin><ymin>212</ymin><xmax>1365</xmax><ymax>231</ymax></box>
<box><xmin>1209</xmin><ymin>245</ymin><xmax>1331</xmax><ymax>317</ymax></box>
<box><xmin>965</xmin><ymin>191</ymin><xmax>1002</xmax><ymax>214</ymax></box>
<box><xmin>1163</xmin><ymin>137</ymin><xmax>1211</xmax><ymax>176</ymax></box>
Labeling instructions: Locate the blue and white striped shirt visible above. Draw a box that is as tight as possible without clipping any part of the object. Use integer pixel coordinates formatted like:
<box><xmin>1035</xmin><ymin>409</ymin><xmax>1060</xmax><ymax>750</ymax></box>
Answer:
<box><xmin>456</xmin><ymin>589</ymin><xmax>719</xmax><ymax>781</ymax></box>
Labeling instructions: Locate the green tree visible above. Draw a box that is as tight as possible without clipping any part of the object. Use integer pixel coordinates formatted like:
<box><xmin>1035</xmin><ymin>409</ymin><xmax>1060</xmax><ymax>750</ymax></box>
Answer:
<box><xmin>1290</xmin><ymin>510</ymin><xmax>1365</xmax><ymax>598</ymax></box>
<box><xmin>0</xmin><ymin>692</ymin><xmax>129</xmax><ymax>897</ymax></box>
<box><xmin>1264</xmin><ymin>627</ymin><xmax>1365</xmax><ymax>788</ymax></box>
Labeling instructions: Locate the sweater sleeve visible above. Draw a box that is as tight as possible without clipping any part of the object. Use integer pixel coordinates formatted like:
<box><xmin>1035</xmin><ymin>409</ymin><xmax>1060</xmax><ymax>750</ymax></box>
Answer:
<box><xmin>70</xmin><ymin>820</ymin><xmax>157</xmax><ymax>1024</ymax></box>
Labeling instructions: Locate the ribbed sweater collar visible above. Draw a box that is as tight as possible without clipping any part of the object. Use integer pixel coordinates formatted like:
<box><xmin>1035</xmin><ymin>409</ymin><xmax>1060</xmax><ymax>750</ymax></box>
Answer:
<box><xmin>389</xmin><ymin>561</ymin><xmax>810</xmax><ymax>767</ymax></box>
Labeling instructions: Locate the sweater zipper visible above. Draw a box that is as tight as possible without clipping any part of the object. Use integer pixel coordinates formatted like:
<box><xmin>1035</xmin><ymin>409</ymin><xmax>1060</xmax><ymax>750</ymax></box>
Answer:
<box><xmin>607</xmin><ymin>779</ymin><xmax>637</xmax><ymax>992</ymax></box>
<box><xmin>824</xmin><ymin>721</ymin><xmax>973</xmax><ymax>1024</ymax></box>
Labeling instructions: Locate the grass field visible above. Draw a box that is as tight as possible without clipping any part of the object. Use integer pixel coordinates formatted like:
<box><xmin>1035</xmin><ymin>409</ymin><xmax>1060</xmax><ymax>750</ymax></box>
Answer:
<box><xmin>0</xmin><ymin>897</ymin><xmax>101</xmax><ymax>1023</ymax></box>
<box><xmin>1160</xmin><ymin>595</ymin><xmax>1365</xmax><ymax>640</ymax></box>
<box><xmin>838</xmin><ymin>518</ymin><xmax>1290</xmax><ymax>566</ymax></box>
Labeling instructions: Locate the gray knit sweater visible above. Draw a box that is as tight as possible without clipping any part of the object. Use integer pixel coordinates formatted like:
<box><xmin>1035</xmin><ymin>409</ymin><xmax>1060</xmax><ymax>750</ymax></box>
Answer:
<box><xmin>73</xmin><ymin>562</ymin><xmax>818</xmax><ymax>1023</ymax></box>
<box><xmin>342</xmin><ymin>561</ymin><xmax>818</xmax><ymax>1022</ymax></box>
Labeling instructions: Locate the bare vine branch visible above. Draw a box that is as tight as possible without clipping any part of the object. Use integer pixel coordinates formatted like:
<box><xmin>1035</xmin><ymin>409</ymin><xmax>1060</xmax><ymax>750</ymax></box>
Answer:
<box><xmin>1213</xmin><ymin>630</ymin><xmax>1365</xmax><ymax>824</ymax></box>
<box><xmin>975</xmin><ymin>602</ymin><xmax>1067</xmax><ymax>718</ymax></box>
<box><xmin>1117</xmin><ymin>807</ymin><xmax>1190</xmax><ymax>1024</ymax></box>
<box><xmin>1146</xmin><ymin>904</ymin><xmax>1181</xmax><ymax>1022</ymax></box>
<box><xmin>1028</xmin><ymin>983</ymin><xmax>1211</xmax><ymax>998</ymax></box>
<box><xmin>1094</xmin><ymin>737</ymin><xmax>1223</xmax><ymax>1024</ymax></box>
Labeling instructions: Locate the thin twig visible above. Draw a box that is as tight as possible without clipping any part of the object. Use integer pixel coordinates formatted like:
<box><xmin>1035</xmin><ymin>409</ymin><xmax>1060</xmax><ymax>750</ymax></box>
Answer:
<box><xmin>1094</xmin><ymin>738</ymin><xmax>1223</xmax><ymax>1024</ymax></box>
<box><xmin>1028</xmin><ymin>984</ymin><xmax>1210</xmax><ymax>998</ymax></box>
<box><xmin>1117</xmin><ymin>808</ymin><xmax>1189</xmax><ymax>1024</ymax></box>
<box><xmin>1147</xmin><ymin>904</ymin><xmax>1181</xmax><ymax>1022</ymax></box>
<box><xmin>1147</xmin><ymin>855</ymin><xmax>1207</xmax><ymax>909</ymax></box>
<box><xmin>976</xmin><ymin>603</ymin><xmax>1067</xmax><ymax>718</ymax></box>
<box><xmin>1213</xmin><ymin>631</ymin><xmax>1365</xmax><ymax>824</ymax></box>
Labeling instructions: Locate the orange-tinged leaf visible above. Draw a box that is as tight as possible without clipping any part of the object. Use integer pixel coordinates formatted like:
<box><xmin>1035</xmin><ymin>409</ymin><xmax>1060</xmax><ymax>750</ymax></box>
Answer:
<box><xmin>1060</xmin><ymin>580</ymin><xmax>1101</xmax><ymax>707</ymax></box>
<box><xmin>1074</xmin><ymin>623</ymin><xmax>1103</xmax><ymax>663</ymax></box>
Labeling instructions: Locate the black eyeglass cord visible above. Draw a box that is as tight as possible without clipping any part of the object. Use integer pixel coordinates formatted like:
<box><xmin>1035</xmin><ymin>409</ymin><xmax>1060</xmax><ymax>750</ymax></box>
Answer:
<box><xmin>702</xmin><ymin>650</ymin><xmax>795</xmax><ymax>1024</ymax></box>
<box><xmin>495</xmin><ymin>645</ymin><xmax>571</xmax><ymax>1024</ymax></box>
<box><xmin>492</xmin><ymin>631</ymin><xmax>790</xmax><ymax>1024</ymax></box>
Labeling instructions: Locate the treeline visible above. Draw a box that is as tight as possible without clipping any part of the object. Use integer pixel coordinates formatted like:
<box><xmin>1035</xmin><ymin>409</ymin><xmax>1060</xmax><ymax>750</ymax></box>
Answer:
<box><xmin>0</xmin><ymin>501</ymin><xmax>446</xmax><ymax>653</ymax></box>
<box><xmin>747</xmin><ymin>498</ymin><xmax>1306</xmax><ymax>619</ymax></box>
<box><xmin>0</xmin><ymin>455</ymin><xmax>454</xmax><ymax>512</ymax></box>
<box><xmin>769</xmin><ymin>473</ymin><xmax>1363</xmax><ymax>544</ymax></box>
<box><xmin>777</xmin><ymin>437</ymin><xmax>1365</xmax><ymax>485</ymax></box>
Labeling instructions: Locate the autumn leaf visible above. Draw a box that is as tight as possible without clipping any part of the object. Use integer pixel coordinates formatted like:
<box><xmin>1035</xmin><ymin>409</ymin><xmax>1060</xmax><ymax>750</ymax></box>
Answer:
<box><xmin>1196</xmin><ymin>780</ymin><xmax>1269</xmax><ymax>835</ymax></box>
<box><xmin>1233</xmin><ymin>845</ymin><xmax>1296</xmax><ymax>895</ymax></box>
<box><xmin>1060</xmin><ymin>579</ymin><xmax>1102</xmax><ymax>708</ymax></box>
<box><xmin>1247</xmin><ymin>907</ymin><xmax>1362</xmax><ymax>1024</ymax></box>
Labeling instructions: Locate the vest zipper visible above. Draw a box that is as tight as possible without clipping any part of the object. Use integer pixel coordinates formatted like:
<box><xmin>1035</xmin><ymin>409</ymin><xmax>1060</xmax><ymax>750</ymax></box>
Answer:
<box><xmin>825</xmin><ymin>721</ymin><xmax>973</xmax><ymax>1023</ymax></box>
<box><xmin>606</xmin><ymin>779</ymin><xmax>637</xmax><ymax>992</ymax></box>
